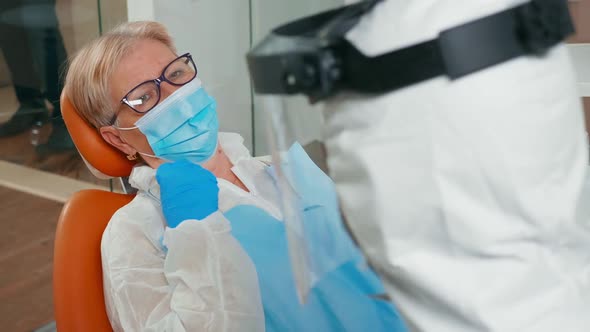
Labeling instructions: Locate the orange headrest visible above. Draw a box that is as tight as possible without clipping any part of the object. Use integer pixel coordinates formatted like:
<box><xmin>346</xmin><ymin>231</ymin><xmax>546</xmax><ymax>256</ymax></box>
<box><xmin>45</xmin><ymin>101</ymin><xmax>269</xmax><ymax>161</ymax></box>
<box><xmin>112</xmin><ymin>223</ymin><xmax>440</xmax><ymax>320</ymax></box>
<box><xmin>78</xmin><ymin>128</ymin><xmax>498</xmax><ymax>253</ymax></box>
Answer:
<box><xmin>61</xmin><ymin>93</ymin><xmax>136</xmax><ymax>178</ymax></box>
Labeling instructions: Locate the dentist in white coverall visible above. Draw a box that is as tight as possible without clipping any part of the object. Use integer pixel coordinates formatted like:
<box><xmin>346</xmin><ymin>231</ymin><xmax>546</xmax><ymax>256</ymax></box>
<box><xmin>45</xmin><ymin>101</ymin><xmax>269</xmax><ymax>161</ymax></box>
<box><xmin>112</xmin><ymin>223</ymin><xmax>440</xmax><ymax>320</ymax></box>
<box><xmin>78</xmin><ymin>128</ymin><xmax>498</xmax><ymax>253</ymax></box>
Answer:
<box><xmin>320</xmin><ymin>0</ymin><xmax>590</xmax><ymax>331</ymax></box>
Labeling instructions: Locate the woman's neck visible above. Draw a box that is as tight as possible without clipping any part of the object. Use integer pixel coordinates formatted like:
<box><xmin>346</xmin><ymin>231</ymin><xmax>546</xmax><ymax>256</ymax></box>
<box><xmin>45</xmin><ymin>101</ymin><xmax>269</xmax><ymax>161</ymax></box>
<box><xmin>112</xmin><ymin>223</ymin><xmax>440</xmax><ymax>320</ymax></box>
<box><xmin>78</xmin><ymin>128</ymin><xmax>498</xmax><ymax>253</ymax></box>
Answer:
<box><xmin>204</xmin><ymin>146</ymin><xmax>249</xmax><ymax>192</ymax></box>
<box><xmin>148</xmin><ymin>146</ymin><xmax>250</xmax><ymax>192</ymax></box>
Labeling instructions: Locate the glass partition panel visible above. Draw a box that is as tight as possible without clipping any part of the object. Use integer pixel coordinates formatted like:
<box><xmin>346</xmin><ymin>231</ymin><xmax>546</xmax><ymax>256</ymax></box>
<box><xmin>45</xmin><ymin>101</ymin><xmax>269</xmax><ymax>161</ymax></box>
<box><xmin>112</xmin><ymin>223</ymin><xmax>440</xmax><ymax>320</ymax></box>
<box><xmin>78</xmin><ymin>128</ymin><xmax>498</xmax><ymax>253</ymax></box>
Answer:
<box><xmin>569</xmin><ymin>0</ymin><xmax>590</xmax><ymax>43</ymax></box>
<box><xmin>0</xmin><ymin>2</ymin><xmax>125</xmax><ymax>330</ymax></box>
<box><xmin>0</xmin><ymin>0</ymin><xmax>112</xmax><ymax>187</ymax></box>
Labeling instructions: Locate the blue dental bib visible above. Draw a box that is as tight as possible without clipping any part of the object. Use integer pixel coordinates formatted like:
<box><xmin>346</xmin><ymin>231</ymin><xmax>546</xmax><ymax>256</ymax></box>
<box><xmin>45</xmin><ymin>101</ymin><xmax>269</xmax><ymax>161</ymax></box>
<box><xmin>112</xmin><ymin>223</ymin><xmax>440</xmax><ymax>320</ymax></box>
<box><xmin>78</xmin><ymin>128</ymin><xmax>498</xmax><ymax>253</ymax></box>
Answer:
<box><xmin>224</xmin><ymin>143</ymin><xmax>407</xmax><ymax>332</ymax></box>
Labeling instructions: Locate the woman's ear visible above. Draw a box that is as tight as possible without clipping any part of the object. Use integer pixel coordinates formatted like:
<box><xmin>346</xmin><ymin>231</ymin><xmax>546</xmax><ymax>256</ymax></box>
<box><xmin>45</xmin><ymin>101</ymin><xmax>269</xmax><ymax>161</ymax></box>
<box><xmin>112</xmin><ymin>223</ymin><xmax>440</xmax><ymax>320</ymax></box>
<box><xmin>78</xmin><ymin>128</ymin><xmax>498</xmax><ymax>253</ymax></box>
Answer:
<box><xmin>100</xmin><ymin>126</ymin><xmax>137</xmax><ymax>156</ymax></box>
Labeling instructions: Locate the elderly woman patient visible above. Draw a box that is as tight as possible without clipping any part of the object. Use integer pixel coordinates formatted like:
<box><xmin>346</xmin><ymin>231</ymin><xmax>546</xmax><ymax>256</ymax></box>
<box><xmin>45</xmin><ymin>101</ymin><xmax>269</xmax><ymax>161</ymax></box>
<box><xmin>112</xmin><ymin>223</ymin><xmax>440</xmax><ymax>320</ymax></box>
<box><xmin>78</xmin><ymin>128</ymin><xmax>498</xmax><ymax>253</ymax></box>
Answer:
<box><xmin>63</xmin><ymin>21</ymin><xmax>407</xmax><ymax>332</ymax></box>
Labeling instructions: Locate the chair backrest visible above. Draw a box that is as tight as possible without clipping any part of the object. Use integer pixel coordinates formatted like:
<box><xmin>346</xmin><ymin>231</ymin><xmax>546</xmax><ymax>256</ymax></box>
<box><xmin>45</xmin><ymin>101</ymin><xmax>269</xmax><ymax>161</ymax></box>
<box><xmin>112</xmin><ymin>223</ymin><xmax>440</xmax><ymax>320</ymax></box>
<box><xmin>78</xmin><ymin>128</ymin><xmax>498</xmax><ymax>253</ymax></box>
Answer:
<box><xmin>53</xmin><ymin>190</ymin><xmax>133</xmax><ymax>332</ymax></box>
<box><xmin>53</xmin><ymin>94</ymin><xmax>136</xmax><ymax>331</ymax></box>
<box><xmin>60</xmin><ymin>93</ymin><xmax>136</xmax><ymax>178</ymax></box>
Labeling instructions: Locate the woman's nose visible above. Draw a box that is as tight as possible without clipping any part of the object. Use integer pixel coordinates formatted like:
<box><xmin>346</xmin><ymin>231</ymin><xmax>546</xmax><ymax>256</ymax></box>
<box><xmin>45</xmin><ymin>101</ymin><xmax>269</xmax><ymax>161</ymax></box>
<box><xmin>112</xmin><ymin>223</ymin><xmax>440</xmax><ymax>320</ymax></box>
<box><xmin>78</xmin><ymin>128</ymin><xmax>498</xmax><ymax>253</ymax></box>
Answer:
<box><xmin>160</xmin><ymin>81</ymin><xmax>180</xmax><ymax>101</ymax></box>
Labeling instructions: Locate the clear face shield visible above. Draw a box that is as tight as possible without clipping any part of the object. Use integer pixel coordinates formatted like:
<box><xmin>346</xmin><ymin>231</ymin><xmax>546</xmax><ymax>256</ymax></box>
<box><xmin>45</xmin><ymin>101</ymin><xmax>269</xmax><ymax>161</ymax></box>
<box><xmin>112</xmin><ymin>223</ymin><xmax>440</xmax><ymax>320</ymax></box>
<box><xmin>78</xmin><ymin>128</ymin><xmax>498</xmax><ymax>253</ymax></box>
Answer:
<box><xmin>242</xmin><ymin>0</ymin><xmax>382</xmax><ymax>304</ymax></box>
<box><xmin>260</xmin><ymin>94</ymin><xmax>354</xmax><ymax>304</ymax></box>
<box><xmin>249</xmin><ymin>0</ymin><xmax>386</xmax><ymax>304</ymax></box>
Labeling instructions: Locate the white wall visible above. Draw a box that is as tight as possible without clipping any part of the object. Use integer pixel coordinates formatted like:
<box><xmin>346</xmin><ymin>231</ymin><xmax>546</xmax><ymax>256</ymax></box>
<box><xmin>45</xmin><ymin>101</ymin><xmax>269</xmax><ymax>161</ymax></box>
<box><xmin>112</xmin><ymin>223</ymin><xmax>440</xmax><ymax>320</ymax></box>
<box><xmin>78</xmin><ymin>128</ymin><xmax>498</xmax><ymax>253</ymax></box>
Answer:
<box><xmin>567</xmin><ymin>44</ymin><xmax>590</xmax><ymax>97</ymax></box>
<box><xmin>126</xmin><ymin>0</ymin><xmax>155</xmax><ymax>22</ymax></box>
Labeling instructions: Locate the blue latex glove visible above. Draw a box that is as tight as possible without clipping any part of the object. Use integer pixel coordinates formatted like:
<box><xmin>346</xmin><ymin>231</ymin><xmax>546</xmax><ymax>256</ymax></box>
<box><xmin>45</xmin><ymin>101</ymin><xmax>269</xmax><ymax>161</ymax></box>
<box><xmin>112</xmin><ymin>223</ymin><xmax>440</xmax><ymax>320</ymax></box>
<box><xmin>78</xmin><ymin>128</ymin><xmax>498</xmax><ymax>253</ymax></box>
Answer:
<box><xmin>156</xmin><ymin>160</ymin><xmax>219</xmax><ymax>228</ymax></box>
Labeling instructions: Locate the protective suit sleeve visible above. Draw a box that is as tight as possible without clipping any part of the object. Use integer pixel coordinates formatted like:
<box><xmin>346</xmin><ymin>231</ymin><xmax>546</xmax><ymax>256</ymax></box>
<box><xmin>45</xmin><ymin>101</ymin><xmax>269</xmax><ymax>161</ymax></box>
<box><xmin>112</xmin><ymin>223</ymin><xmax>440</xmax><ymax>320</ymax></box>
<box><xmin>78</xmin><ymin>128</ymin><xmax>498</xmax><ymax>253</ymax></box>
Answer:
<box><xmin>101</xmin><ymin>199</ymin><xmax>265</xmax><ymax>332</ymax></box>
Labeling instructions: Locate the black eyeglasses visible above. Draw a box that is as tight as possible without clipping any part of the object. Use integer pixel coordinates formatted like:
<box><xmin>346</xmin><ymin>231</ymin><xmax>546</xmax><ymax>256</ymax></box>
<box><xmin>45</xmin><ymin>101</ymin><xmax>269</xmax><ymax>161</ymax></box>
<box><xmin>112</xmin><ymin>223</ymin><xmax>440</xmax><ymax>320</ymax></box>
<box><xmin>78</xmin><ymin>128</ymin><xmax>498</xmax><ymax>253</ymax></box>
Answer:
<box><xmin>111</xmin><ymin>53</ymin><xmax>197</xmax><ymax>124</ymax></box>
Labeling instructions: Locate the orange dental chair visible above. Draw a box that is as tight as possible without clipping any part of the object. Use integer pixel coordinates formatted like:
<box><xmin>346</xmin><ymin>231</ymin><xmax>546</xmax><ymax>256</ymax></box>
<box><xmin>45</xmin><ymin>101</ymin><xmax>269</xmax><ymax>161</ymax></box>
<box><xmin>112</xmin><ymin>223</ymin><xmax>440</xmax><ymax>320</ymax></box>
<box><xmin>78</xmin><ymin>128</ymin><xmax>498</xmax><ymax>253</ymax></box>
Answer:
<box><xmin>52</xmin><ymin>93</ymin><xmax>136</xmax><ymax>332</ymax></box>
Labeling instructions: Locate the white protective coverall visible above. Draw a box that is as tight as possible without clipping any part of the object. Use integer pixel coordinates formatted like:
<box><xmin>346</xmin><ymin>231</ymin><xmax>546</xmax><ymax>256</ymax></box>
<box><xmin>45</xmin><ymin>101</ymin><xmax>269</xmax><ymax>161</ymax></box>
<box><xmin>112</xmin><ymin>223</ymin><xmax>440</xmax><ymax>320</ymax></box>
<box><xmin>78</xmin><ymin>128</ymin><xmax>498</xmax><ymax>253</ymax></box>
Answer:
<box><xmin>322</xmin><ymin>0</ymin><xmax>590</xmax><ymax>331</ymax></box>
<box><xmin>101</xmin><ymin>133</ymin><xmax>281</xmax><ymax>332</ymax></box>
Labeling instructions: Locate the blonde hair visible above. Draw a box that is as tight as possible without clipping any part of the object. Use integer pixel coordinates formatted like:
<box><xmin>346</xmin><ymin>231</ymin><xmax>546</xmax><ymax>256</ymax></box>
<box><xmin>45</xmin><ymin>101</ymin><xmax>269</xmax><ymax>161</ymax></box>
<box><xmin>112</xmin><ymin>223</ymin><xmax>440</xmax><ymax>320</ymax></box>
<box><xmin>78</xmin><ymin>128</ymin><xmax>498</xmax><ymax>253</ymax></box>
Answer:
<box><xmin>64</xmin><ymin>21</ymin><xmax>176</xmax><ymax>128</ymax></box>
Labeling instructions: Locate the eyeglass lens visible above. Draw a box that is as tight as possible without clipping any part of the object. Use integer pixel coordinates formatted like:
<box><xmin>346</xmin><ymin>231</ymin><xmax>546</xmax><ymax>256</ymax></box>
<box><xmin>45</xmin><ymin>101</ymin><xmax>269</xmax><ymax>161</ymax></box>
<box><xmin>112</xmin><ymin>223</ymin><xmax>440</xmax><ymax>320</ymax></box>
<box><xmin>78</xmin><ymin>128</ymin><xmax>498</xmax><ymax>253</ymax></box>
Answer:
<box><xmin>125</xmin><ymin>56</ymin><xmax>196</xmax><ymax>113</ymax></box>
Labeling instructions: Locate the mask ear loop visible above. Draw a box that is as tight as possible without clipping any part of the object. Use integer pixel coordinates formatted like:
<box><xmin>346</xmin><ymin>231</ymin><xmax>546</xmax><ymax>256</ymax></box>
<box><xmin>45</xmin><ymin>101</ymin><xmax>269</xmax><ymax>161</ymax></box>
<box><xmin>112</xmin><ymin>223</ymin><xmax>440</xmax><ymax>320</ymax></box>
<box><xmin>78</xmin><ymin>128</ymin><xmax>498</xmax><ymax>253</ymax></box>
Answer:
<box><xmin>137</xmin><ymin>151</ymin><xmax>171</xmax><ymax>163</ymax></box>
<box><xmin>112</xmin><ymin>125</ymin><xmax>172</xmax><ymax>163</ymax></box>
<box><xmin>112</xmin><ymin>124</ymin><xmax>138</xmax><ymax>131</ymax></box>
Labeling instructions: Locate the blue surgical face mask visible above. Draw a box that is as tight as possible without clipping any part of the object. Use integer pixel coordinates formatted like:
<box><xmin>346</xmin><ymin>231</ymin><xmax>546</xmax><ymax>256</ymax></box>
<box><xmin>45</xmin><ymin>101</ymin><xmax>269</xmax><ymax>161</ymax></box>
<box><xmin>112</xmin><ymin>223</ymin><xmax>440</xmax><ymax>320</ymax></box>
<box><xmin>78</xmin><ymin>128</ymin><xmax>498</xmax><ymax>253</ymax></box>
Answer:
<box><xmin>117</xmin><ymin>79</ymin><xmax>219</xmax><ymax>164</ymax></box>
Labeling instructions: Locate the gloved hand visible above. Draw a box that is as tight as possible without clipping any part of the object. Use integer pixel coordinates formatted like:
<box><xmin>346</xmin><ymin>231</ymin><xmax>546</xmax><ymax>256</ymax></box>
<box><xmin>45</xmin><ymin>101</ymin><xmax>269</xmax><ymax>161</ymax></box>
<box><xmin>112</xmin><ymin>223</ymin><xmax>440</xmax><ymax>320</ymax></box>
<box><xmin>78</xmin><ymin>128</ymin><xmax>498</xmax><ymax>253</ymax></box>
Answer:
<box><xmin>156</xmin><ymin>160</ymin><xmax>219</xmax><ymax>228</ymax></box>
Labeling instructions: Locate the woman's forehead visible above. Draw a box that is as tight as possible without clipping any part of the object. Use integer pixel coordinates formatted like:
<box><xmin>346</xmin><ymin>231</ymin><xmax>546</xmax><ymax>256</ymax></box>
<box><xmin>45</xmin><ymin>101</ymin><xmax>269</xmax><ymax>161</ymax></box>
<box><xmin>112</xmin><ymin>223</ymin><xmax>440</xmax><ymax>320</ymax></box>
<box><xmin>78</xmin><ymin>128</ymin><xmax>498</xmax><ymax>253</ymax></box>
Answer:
<box><xmin>112</xmin><ymin>39</ymin><xmax>177</xmax><ymax>99</ymax></box>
